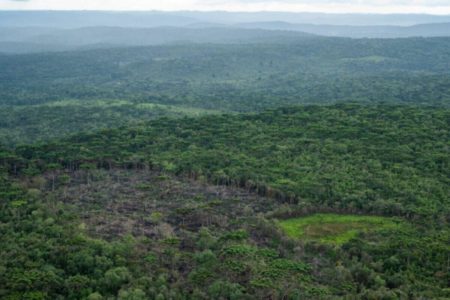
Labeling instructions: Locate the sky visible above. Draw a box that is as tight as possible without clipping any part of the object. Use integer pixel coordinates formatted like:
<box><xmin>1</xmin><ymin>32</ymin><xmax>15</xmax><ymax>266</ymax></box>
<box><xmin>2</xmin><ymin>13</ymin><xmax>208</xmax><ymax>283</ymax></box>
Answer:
<box><xmin>1</xmin><ymin>0</ymin><xmax>450</xmax><ymax>14</ymax></box>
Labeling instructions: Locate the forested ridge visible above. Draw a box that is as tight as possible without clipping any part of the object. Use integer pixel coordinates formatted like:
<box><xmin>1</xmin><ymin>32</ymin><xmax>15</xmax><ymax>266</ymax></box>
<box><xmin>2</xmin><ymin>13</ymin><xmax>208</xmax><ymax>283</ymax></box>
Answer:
<box><xmin>2</xmin><ymin>37</ymin><xmax>450</xmax><ymax>109</ymax></box>
<box><xmin>1</xmin><ymin>37</ymin><xmax>450</xmax><ymax>146</ymax></box>
<box><xmin>1</xmin><ymin>104</ymin><xmax>449</xmax><ymax>299</ymax></box>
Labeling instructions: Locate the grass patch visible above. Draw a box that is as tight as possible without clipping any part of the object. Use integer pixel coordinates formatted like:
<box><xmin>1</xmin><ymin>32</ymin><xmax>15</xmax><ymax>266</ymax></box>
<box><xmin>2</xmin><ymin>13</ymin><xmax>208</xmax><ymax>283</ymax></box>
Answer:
<box><xmin>278</xmin><ymin>213</ymin><xmax>404</xmax><ymax>245</ymax></box>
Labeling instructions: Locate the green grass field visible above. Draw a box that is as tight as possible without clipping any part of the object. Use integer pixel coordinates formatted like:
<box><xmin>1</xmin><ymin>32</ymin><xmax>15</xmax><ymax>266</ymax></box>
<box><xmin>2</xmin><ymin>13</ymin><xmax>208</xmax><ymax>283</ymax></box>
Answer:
<box><xmin>278</xmin><ymin>214</ymin><xmax>405</xmax><ymax>245</ymax></box>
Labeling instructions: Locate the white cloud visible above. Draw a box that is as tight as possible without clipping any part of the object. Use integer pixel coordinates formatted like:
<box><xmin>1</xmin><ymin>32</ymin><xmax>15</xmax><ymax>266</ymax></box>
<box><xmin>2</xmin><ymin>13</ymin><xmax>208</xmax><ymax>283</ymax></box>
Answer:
<box><xmin>1</xmin><ymin>0</ymin><xmax>450</xmax><ymax>14</ymax></box>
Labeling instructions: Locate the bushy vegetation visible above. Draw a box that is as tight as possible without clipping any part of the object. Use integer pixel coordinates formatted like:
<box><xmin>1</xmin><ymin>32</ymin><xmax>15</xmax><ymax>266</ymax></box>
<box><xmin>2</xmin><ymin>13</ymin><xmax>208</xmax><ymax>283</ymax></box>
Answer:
<box><xmin>1</xmin><ymin>104</ymin><xmax>449</xmax><ymax>298</ymax></box>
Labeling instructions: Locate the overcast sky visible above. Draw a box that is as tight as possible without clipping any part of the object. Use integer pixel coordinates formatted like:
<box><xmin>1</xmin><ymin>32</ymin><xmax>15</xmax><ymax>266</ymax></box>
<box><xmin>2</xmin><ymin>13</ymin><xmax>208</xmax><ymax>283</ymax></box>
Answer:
<box><xmin>1</xmin><ymin>0</ymin><xmax>450</xmax><ymax>14</ymax></box>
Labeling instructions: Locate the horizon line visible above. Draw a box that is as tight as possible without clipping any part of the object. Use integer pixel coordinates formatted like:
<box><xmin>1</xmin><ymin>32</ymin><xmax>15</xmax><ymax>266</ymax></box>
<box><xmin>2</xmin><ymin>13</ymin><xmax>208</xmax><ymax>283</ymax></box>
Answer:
<box><xmin>0</xmin><ymin>9</ymin><xmax>450</xmax><ymax>16</ymax></box>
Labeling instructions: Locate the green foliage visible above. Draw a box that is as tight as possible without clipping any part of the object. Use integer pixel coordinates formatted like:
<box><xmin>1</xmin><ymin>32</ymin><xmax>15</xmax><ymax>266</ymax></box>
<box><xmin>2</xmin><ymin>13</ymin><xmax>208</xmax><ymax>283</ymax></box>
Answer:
<box><xmin>104</xmin><ymin>267</ymin><xmax>131</xmax><ymax>291</ymax></box>
<box><xmin>118</xmin><ymin>288</ymin><xmax>146</xmax><ymax>300</ymax></box>
<box><xmin>279</xmin><ymin>214</ymin><xmax>405</xmax><ymax>244</ymax></box>
<box><xmin>15</xmin><ymin>104</ymin><xmax>448</xmax><ymax>219</ymax></box>
<box><xmin>2</xmin><ymin>38</ymin><xmax>450</xmax><ymax>146</ymax></box>
<box><xmin>221</xmin><ymin>229</ymin><xmax>249</xmax><ymax>241</ymax></box>
<box><xmin>208</xmin><ymin>280</ymin><xmax>246</xmax><ymax>300</ymax></box>
<box><xmin>0</xmin><ymin>104</ymin><xmax>448</xmax><ymax>299</ymax></box>
<box><xmin>0</xmin><ymin>100</ymin><xmax>217</xmax><ymax>147</ymax></box>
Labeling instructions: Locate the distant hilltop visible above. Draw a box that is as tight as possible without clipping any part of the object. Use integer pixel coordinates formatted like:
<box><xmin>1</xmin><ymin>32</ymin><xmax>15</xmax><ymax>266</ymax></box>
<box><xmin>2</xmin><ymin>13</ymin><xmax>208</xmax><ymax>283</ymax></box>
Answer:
<box><xmin>1</xmin><ymin>11</ymin><xmax>450</xmax><ymax>28</ymax></box>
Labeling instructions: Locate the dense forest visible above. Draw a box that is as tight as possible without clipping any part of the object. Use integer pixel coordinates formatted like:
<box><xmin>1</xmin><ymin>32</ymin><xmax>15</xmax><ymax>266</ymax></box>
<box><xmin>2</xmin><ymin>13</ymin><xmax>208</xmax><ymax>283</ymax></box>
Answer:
<box><xmin>1</xmin><ymin>104</ymin><xmax>449</xmax><ymax>299</ymax></box>
<box><xmin>1</xmin><ymin>37</ymin><xmax>450</xmax><ymax>146</ymax></box>
<box><xmin>1</xmin><ymin>11</ymin><xmax>449</xmax><ymax>299</ymax></box>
